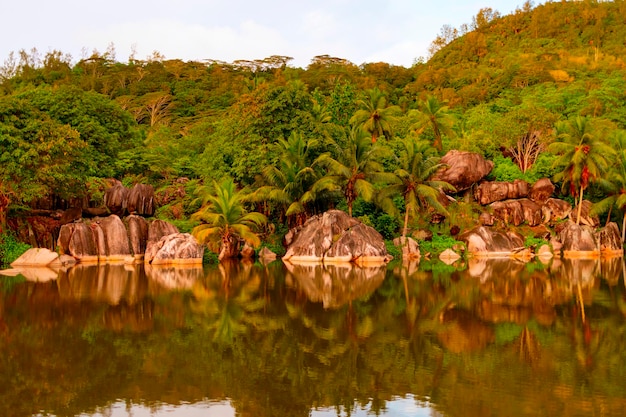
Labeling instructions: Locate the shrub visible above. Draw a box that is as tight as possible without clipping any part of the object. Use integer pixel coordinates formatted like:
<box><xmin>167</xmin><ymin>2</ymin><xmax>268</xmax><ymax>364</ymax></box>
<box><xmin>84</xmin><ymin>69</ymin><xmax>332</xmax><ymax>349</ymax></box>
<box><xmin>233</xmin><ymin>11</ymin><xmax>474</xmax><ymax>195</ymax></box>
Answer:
<box><xmin>0</xmin><ymin>233</ymin><xmax>31</xmax><ymax>268</ymax></box>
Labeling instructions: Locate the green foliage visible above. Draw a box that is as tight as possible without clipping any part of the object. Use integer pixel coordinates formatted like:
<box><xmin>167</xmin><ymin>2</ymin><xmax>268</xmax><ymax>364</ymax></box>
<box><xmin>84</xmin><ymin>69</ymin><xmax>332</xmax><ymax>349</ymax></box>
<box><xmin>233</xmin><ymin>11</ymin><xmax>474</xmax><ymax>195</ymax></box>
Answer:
<box><xmin>202</xmin><ymin>248</ymin><xmax>219</xmax><ymax>265</ymax></box>
<box><xmin>494</xmin><ymin>322</ymin><xmax>523</xmax><ymax>346</ymax></box>
<box><xmin>0</xmin><ymin>233</ymin><xmax>31</xmax><ymax>267</ymax></box>
<box><xmin>418</xmin><ymin>234</ymin><xmax>462</xmax><ymax>256</ymax></box>
<box><xmin>0</xmin><ymin>274</ymin><xmax>26</xmax><ymax>293</ymax></box>
<box><xmin>384</xmin><ymin>240</ymin><xmax>402</xmax><ymax>259</ymax></box>
<box><xmin>524</xmin><ymin>235</ymin><xmax>549</xmax><ymax>249</ymax></box>
<box><xmin>373</xmin><ymin>214</ymin><xmax>399</xmax><ymax>240</ymax></box>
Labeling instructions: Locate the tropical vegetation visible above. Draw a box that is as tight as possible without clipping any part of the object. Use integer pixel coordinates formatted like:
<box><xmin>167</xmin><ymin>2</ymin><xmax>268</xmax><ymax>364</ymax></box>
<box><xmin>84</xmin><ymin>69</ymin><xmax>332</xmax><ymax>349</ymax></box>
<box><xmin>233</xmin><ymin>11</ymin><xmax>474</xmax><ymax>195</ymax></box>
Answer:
<box><xmin>2</xmin><ymin>1</ymin><xmax>626</xmax><ymax>253</ymax></box>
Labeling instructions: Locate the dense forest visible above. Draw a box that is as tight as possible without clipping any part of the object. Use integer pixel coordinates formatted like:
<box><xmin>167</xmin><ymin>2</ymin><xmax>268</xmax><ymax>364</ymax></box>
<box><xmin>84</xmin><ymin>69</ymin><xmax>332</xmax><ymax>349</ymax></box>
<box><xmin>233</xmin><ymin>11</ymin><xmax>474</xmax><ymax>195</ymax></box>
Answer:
<box><xmin>2</xmin><ymin>0</ymin><xmax>626</xmax><ymax>255</ymax></box>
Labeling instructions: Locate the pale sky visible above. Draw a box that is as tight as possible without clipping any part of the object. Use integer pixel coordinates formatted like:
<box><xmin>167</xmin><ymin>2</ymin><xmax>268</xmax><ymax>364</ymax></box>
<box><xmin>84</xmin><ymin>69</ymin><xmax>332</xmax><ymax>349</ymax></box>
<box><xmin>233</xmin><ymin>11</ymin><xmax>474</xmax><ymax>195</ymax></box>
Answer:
<box><xmin>2</xmin><ymin>0</ymin><xmax>532</xmax><ymax>68</ymax></box>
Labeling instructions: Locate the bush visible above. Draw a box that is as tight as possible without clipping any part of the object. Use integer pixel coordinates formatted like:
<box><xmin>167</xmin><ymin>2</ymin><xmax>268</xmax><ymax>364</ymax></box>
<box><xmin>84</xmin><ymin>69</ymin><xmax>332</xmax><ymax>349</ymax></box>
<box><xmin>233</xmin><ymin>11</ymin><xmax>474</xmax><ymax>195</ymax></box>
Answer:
<box><xmin>0</xmin><ymin>233</ymin><xmax>31</xmax><ymax>268</ymax></box>
<box><xmin>373</xmin><ymin>214</ymin><xmax>399</xmax><ymax>240</ymax></box>
<box><xmin>418</xmin><ymin>234</ymin><xmax>461</xmax><ymax>255</ymax></box>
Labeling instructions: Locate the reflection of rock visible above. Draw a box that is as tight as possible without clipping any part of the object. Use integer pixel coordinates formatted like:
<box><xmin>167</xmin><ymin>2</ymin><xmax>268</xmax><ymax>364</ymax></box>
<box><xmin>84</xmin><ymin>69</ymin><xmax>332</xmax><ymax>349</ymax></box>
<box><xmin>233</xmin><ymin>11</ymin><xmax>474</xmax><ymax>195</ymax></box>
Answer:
<box><xmin>556</xmin><ymin>258</ymin><xmax>598</xmax><ymax>286</ymax></box>
<box><xmin>600</xmin><ymin>257</ymin><xmax>623</xmax><ymax>286</ymax></box>
<box><xmin>437</xmin><ymin>308</ymin><xmax>494</xmax><ymax>353</ymax></box>
<box><xmin>145</xmin><ymin>264</ymin><xmax>203</xmax><ymax>289</ymax></box>
<box><xmin>57</xmin><ymin>264</ymin><xmax>148</xmax><ymax>305</ymax></box>
<box><xmin>283</xmin><ymin>210</ymin><xmax>391</xmax><ymax>264</ymax></box>
<box><xmin>283</xmin><ymin>261</ymin><xmax>385</xmax><ymax>309</ymax></box>
<box><xmin>467</xmin><ymin>258</ymin><xmax>526</xmax><ymax>281</ymax></box>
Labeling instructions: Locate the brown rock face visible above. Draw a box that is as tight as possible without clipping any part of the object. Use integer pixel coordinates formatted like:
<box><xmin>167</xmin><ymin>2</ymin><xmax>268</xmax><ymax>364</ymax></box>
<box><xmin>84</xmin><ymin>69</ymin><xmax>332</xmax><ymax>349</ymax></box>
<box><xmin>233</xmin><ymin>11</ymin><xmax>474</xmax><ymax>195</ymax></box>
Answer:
<box><xmin>58</xmin><ymin>222</ymin><xmax>99</xmax><ymax>262</ymax></box>
<box><xmin>104</xmin><ymin>181</ymin><xmax>129</xmax><ymax>216</ymax></box>
<box><xmin>569</xmin><ymin>200</ymin><xmax>599</xmax><ymax>227</ymax></box>
<box><xmin>393</xmin><ymin>236</ymin><xmax>421</xmax><ymax>260</ymax></box>
<box><xmin>474</xmin><ymin>179</ymin><xmax>529</xmax><ymax>205</ymax></box>
<box><xmin>432</xmin><ymin>150</ymin><xmax>493</xmax><ymax>192</ymax></box>
<box><xmin>98</xmin><ymin>215</ymin><xmax>132</xmax><ymax>260</ymax></box>
<box><xmin>283</xmin><ymin>210</ymin><xmax>390</xmax><ymax>264</ymax></box>
<box><xmin>127</xmin><ymin>215</ymin><xmax>149</xmax><ymax>258</ymax></box>
<box><xmin>542</xmin><ymin>198</ymin><xmax>572</xmax><ymax>223</ymax></box>
<box><xmin>458</xmin><ymin>226</ymin><xmax>524</xmax><ymax>256</ymax></box>
<box><xmin>128</xmin><ymin>184</ymin><xmax>155</xmax><ymax>216</ymax></box>
<box><xmin>558</xmin><ymin>221</ymin><xmax>598</xmax><ymax>255</ymax></box>
<box><xmin>144</xmin><ymin>233</ymin><xmax>204</xmax><ymax>265</ymax></box>
<box><xmin>597</xmin><ymin>222</ymin><xmax>623</xmax><ymax>255</ymax></box>
<box><xmin>528</xmin><ymin>178</ymin><xmax>555</xmax><ymax>203</ymax></box>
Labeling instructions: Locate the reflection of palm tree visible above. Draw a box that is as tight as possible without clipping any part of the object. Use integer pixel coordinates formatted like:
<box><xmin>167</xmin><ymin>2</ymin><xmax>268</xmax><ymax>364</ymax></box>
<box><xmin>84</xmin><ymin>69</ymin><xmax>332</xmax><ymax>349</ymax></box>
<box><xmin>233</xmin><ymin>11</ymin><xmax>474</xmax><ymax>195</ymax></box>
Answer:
<box><xmin>192</xmin><ymin>179</ymin><xmax>267</xmax><ymax>260</ymax></box>
<box><xmin>311</xmin><ymin>129</ymin><xmax>392</xmax><ymax>217</ymax></box>
<box><xmin>190</xmin><ymin>263</ymin><xmax>268</xmax><ymax>343</ymax></box>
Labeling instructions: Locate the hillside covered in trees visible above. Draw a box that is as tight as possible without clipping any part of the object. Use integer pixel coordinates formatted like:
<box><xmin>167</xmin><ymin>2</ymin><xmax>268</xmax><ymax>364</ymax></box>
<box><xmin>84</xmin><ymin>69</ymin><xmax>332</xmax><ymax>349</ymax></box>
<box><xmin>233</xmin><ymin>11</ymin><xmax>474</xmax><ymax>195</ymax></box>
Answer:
<box><xmin>2</xmin><ymin>0</ymin><xmax>626</xmax><ymax>254</ymax></box>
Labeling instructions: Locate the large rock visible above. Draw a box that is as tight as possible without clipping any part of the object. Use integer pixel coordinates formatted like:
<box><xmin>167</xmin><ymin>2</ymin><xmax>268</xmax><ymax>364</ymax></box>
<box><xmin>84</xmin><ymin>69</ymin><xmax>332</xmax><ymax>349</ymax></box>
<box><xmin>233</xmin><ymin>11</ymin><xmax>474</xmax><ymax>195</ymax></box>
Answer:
<box><xmin>528</xmin><ymin>178</ymin><xmax>555</xmax><ymax>203</ymax></box>
<box><xmin>104</xmin><ymin>180</ymin><xmax>129</xmax><ymax>216</ymax></box>
<box><xmin>569</xmin><ymin>200</ymin><xmax>599</xmax><ymax>227</ymax></box>
<box><xmin>393</xmin><ymin>236</ymin><xmax>421</xmax><ymax>260</ymax></box>
<box><xmin>558</xmin><ymin>221</ymin><xmax>598</xmax><ymax>257</ymax></box>
<box><xmin>458</xmin><ymin>226</ymin><xmax>525</xmax><ymax>257</ymax></box>
<box><xmin>58</xmin><ymin>222</ymin><xmax>100</xmax><ymax>262</ymax></box>
<box><xmin>541</xmin><ymin>198</ymin><xmax>572</xmax><ymax>223</ymax></box>
<box><xmin>10</xmin><ymin>248</ymin><xmax>60</xmax><ymax>267</ymax></box>
<box><xmin>126</xmin><ymin>215</ymin><xmax>149</xmax><ymax>259</ymax></box>
<box><xmin>98</xmin><ymin>215</ymin><xmax>132</xmax><ymax>261</ymax></box>
<box><xmin>432</xmin><ymin>150</ymin><xmax>493</xmax><ymax>192</ymax></box>
<box><xmin>127</xmin><ymin>184</ymin><xmax>156</xmax><ymax>216</ymax></box>
<box><xmin>597</xmin><ymin>222</ymin><xmax>623</xmax><ymax>256</ymax></box>
<box><xmin>145</xmin><ymin>219</ymin><xmax>179</xmax><ymax>258</ymax></box>
<box><xmin>283</xmin><ymin>210</ymin><xmax>391</xmax><ymax>264</ymax></box>
<box><xmin>474</xmin><ymin>179</ymin><xmax>529</xmax><ymax>205</ymax></box>
<box><xmin>144</xmin><ymin>233</ymin><xmax>204</xmax><ymax>265</ymax></box>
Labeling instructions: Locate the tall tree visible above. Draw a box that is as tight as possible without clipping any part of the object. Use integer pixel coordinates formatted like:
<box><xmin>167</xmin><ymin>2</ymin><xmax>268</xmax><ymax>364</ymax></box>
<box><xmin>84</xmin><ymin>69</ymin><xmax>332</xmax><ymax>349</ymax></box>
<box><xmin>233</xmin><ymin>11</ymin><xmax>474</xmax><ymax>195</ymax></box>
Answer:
<box><xmin>592</xmin><ymin>130</ymin><xmax>626</xmax><ymax>242</ymax></box>
<box><xmin>378</xmin><ymin>137</ymin><xmax>455</xmax><ymax>237</ymax></box>
<box><xmin>410</xmin><ymin>96</ymin><xmax>455</xmax><ymax>153</ymax></box>
<box><xmin>349</xmin><ymin>88</ymin><xmax>401</xmax><ymax>143</ymax></box>
<box><xmin>247</xmin><ymin>131</ymin><xmax>320</xmax><ymax>227</ymax></box>
<box><xmin>192</xmin><ymin>179</ymin><xmax>267</xmax><ymax>260</ymax></box>
<box><xmin>548</xmin><ymin>116</ymin><xmax>613</xmax><ymax>225</ymax></box>
<box><xmin>309</xmin><ymin>128</ymin><xmax>392</xmax><ymax>217</ymax></box>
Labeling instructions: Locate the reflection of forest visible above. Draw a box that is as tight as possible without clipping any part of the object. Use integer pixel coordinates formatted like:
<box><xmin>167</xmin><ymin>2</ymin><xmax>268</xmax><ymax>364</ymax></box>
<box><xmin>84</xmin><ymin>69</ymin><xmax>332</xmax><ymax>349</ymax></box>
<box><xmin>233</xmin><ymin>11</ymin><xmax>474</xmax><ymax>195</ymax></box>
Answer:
<box><xmin>0</xmin><ymin>258</ymin><xmax>625</xmax><ymax>417</ymax></box>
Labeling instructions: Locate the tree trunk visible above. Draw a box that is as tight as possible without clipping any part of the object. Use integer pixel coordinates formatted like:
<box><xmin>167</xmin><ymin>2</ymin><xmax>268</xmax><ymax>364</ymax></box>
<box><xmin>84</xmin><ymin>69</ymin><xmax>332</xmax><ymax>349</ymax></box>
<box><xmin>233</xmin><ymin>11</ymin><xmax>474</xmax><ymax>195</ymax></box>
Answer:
<box><xmin>622</xmin><ymin>214</ymin><xmax>626</xmax><ymax>244</ymax></box>
<box><xmin>576</xmin><ymin>185</ymin><xmax>584</xmax><ymax>225</ymax></box>
<box><xmin>402</xmin><ymin>208</ymin><xmax>410</xmax><ymax>239</ymax></box>
<box><xmin>218</xmin><ymin>234</ymin><xmax>240</xmax><ymax>261</ymax></box>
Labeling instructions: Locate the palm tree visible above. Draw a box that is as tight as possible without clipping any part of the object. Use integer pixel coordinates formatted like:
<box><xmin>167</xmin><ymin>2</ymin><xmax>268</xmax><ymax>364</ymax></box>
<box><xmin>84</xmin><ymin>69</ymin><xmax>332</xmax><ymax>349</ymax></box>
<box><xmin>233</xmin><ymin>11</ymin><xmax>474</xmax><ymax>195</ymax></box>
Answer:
<box><xmin>349</xmin><ymin>88</ymin><xmax>401</xmax><ymax>143</ymax></box>
<box><xmin>192</xmin><ymin>178</ymin><xmax>267</xmax><ymax>260</ymax></box>
<box><xmin>378</xmin><ymin>137</ymin><xmax>455</xmax><ymax>237</ymax></box>
<box><xmin>247</xmin><ymin>131</ymin><xmax>320</xmax><ymax>227</ymax></box>
<box><xmin>592</xmin><ymin>130</ymin><xmax>626</xmax><ymax>241</ymax></box>
<box><xmin>410</xmin><ymin>95</ymin><xmax>455</xmax><ymax>153</ymax></box>
<box><xmin>309</xmin><ymin>128</ymin><xmax>392</xmax><ymax>217</ymax></box>
<box><xmin>548</xmin><ymin>116</ymin><xmax>613</xmax><ymax>225</ymax></box>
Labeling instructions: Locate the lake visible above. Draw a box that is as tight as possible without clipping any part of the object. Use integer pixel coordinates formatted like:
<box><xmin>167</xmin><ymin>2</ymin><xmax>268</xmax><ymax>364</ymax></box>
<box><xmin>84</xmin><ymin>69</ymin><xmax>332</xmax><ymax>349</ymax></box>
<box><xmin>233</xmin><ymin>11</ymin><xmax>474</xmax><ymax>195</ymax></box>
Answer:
<box><xmin>1</xmin><ymin>256</ymin><xmax>625</xmax><ymax>417</ymax></box>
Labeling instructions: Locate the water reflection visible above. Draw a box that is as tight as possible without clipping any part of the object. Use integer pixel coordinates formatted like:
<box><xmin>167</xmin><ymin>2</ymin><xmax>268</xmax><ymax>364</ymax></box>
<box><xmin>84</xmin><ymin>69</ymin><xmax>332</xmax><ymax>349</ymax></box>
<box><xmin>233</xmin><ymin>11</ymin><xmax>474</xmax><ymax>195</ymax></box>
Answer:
<box><xmin>283</xmin><ymin>261</ymin><xmax>386</xmax><ymax>309</ymax></box>
<box><xmin>1</xmin><ymin>257</ymin><xmax>625</xmax><ymax>417</ymax></box>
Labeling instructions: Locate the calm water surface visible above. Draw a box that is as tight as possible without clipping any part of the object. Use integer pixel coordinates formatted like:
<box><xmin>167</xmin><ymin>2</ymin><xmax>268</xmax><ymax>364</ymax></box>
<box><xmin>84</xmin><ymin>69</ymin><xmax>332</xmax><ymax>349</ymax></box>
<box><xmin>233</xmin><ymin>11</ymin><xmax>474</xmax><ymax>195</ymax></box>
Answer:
<box><xmin>1</xmin><ymin>257</ymin><xmax>625</xmax><ymax>417</ymax></box>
